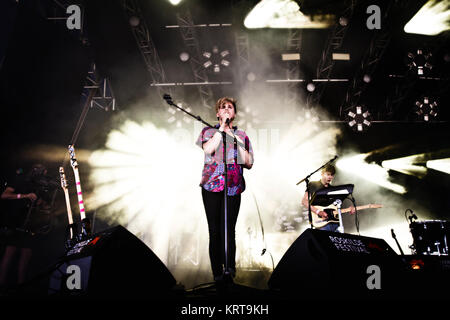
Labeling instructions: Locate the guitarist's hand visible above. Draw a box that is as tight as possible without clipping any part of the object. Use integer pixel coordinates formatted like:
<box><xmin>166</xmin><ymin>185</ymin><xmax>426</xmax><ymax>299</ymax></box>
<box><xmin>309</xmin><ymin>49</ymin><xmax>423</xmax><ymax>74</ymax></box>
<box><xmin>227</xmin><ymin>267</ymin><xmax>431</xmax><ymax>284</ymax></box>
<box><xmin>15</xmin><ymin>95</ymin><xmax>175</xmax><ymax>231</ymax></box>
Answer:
<box><xmin>317</xmin><ymin>210</ymin><xmax>328</xmax><ymax>219</ymax></box>
<box><xmin>25</xmin><ymin>193</ymin><xmax>38</xmax><ymax>201</ymax></box>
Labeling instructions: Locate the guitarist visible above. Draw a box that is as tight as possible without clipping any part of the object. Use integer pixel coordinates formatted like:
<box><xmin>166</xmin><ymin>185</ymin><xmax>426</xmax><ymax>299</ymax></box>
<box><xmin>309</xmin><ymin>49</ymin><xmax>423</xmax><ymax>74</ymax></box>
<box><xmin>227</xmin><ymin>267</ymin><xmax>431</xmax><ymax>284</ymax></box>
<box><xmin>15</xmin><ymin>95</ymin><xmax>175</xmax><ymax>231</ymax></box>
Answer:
<box><xmin>0</xmin><ymin>164</ymin><xmax>54</xmax><ymax>289</ymax></box>
<box><xmin>301</xmin><ymin>164</ymin><xmax>355</xmax><ymax>231</ymax></box>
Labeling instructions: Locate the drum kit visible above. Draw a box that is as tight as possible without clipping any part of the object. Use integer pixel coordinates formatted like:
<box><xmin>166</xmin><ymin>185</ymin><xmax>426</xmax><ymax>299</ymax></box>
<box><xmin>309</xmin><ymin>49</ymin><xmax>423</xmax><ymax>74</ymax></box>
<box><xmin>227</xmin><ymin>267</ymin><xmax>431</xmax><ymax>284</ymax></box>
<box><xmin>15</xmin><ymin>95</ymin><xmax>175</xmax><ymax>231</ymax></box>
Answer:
<box><xmin>409</xmin><ymin>216</ymin><xmax>450</xmax><ymax>256</ymax></box>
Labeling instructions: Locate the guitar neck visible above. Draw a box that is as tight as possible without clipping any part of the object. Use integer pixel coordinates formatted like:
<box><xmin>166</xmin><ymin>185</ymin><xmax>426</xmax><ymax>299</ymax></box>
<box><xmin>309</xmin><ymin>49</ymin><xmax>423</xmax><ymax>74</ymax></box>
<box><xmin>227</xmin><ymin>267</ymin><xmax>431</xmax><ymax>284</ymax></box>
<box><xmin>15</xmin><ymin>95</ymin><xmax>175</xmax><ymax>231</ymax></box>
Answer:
<box><xmin>63</xmin><ymin>188</ymin><xmax>74</xmax><ymax>225</ymax></box>
<box><xmin>340</xmin><ymin>205</ymin><xmax>373</xmax><ymax>213</ymax></box>
<box><xmin>71</xmin><ymin>167</ymin><xmax>86</xmax><ymax>220</ymax></box>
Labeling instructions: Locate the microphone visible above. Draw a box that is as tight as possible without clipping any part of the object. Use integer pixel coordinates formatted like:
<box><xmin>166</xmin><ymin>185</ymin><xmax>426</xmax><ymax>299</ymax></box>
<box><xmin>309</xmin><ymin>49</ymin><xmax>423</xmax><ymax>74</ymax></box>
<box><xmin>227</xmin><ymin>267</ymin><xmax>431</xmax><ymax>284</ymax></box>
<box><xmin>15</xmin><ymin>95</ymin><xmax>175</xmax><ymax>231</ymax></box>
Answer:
<box><xmin>225</xmin><ymin>118</ymin><xmax>230</xmax><ymax>125</ymax></box>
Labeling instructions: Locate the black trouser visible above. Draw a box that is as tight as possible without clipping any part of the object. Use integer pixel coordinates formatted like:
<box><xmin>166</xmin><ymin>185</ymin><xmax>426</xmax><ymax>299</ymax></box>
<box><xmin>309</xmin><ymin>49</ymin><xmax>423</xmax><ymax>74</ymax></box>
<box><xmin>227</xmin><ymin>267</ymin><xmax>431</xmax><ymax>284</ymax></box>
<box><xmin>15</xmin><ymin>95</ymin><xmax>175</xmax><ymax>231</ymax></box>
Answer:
<box><xmin>201</xmin><ymin>188</ymin><xmax>241</xmax><ymax>278</ymax></box>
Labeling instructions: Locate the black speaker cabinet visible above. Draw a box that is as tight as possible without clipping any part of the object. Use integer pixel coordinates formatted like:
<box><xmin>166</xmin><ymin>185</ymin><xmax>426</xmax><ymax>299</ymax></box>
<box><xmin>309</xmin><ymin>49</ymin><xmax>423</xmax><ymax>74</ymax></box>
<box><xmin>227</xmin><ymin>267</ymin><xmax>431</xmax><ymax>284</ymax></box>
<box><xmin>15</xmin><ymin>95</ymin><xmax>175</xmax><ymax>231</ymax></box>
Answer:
<box><xmin>48</xmin><ymin>225</ymin><xmax>176</xmax><ymax>298</ymax></box>
<box><xmin>268</xmin><ymin>229</ymin><xmax>405</xmax><ymax>298</ymax></box>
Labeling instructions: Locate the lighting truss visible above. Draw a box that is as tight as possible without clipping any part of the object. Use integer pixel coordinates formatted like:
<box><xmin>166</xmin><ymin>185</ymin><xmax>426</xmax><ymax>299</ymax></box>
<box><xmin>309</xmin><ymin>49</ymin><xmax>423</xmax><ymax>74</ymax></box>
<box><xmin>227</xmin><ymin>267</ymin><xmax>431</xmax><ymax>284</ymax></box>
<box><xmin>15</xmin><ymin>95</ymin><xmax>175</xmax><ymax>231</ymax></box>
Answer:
<box><xmin>176</xmin><ymin>10</ymin><xmax>215</xmax><ymax>109</ymax></box>
<box><xmin>306</xmin><ymin>0</ymin><xmax>356</xmax><ymax>108</ymax></box>
<box><xmin>122</xmin><ymin>0</ymin><xmax>171</xmax><ymax>100</ymax></box>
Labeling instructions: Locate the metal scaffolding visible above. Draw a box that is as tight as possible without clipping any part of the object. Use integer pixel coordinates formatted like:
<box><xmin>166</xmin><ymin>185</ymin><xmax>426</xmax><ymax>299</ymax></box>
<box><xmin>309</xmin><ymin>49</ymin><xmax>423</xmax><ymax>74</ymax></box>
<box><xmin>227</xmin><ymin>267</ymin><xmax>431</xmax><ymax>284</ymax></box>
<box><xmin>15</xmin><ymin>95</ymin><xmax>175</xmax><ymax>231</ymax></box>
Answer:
<box><xmin>307</xmin><ymin>0</ymin><xmax>356</xmax><ymax>108</ymax></box>
<box><xmin>340</xmin><ymin>1</ymin><xmax>393</xmax><ymax>119</ymax></box>
<box><xmin>234</xmin><ymin>32</ymin><xmax>251</xmax><ymax>88</ymax></box>
<box><xmin>122</xmin><ymin>0</ymin><xmax>171</xmax><ymax>100</ymax></box>
<box><xmin>176</xmin><ymin>10</ymin><xmax>215</xmax><ymax>109</ymax></box>
<box><xmin>285</xmin><ymin>29</ymin><xmax>303</xmax><ymax>106</ymax></box>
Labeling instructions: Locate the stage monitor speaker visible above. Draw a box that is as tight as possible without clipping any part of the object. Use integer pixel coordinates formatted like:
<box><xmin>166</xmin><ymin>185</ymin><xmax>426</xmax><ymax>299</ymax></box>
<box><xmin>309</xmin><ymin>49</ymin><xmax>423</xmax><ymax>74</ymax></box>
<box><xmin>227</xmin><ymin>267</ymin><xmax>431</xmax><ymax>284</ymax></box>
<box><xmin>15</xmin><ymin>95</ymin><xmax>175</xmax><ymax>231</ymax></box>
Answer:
<box><xmin>268</xmin><ymin>229</ymin><xmax>405</xmax><ymax>298</ymax></box>
<box><xmin>48</xmin><ymin>225</ymin><xmax>176</xmax><ymax>298</ymax></box>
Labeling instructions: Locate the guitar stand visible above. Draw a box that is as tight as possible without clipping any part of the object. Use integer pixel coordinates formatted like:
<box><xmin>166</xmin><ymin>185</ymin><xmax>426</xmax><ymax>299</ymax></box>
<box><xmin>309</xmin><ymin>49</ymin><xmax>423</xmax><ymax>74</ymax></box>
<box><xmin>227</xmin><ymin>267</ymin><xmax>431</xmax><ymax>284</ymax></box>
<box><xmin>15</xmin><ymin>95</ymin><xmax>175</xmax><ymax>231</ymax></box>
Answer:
<box><xmin>333</xmin><ymin>199</ymin><xmax>344</xmax><ymax>233</ymax></box>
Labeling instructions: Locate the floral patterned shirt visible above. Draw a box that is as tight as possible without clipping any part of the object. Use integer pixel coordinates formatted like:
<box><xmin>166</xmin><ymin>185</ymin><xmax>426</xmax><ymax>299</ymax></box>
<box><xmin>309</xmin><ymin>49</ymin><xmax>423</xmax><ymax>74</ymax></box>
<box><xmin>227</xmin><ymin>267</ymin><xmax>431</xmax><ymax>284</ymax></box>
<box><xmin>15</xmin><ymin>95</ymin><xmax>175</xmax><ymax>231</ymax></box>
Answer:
<box><xmin>196</xmin><ymin>125</ymin><xmax>253</xmax><ymax>195</ymax></box>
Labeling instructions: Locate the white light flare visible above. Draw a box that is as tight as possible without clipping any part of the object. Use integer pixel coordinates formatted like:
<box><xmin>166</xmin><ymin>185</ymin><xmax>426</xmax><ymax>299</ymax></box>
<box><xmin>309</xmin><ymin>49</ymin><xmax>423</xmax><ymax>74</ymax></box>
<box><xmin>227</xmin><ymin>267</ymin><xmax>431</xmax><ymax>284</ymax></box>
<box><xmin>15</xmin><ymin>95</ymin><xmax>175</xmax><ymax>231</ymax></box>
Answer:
<box><xmin>244</xmin><ymin>0</ymin><xmax>334</xmax><ymax>29</ymax></box>
<box><xmin>336</xmin><ymin>154</ymin><xmax>407</xmax><ymax>194</ymax></box>
<box><xmin>426</xmin><ymin>158</ymin><xmax>450</xmax><ymax>174</ymax></box>
<box><xmin>404</xmin><ymin>0</ymin><xmax>450</xmax><ymax>36</ymax></box>
<box><xmin>381</xmin><ymin>154</ymin><xmax>428</xmax><ymax>178</ymax></box>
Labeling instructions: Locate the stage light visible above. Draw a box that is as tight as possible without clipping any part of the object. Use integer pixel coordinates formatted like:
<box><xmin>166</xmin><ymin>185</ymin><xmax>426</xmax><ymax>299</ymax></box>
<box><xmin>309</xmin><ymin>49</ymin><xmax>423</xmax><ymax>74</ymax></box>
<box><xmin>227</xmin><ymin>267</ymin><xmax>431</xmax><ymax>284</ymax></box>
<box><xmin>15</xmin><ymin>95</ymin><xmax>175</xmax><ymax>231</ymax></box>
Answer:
<box><xmin>202</xmin><ymin>46</ymin><xmax>231</xmax><ymax>73</ymax></box>
<box><xmin>236</xmin><ymin>107</ymin><xmax>260</xmax><ymax>129</ymax></box>
<box><xmin>381</xmin><ymin>154</ymin><xmax>428</xmax><ymax>178</ymax></box>
<box><xmin>129</xmin><ymin>16</ymin><xmax>140</xmax><ymax>27</ymax></box>
<box><xmin>363</xmin><ymin>74</ymin><xmax>371</xmax><ymax>83</ymax></box>
<box><xmin>339</xmin><ymin>16</ymin><xmax>349</xmax><ymax>27</ymax></box>
<box><xmin>179</xmin><ymin>52</ymin><xmax>189</xmax><ymax>62</ymax></box>
<box><xmin>426</xmin><ymin>158</ymin><xmax>450</xmax><ymax>174</ymax></box>
<box><xmin>415</xmin><ymin>96</ymin><xmax>438</xmax><ymax>122</ymax></box>
<box><xmin>281</xmin><ymin>53</ymin><xmax>301</xmax><ymax>61</ymax></box>
<box><xmin>167</xmin><ymin>102</ymin><xmax>192</xmax><ymax>127</ymax></box>
<box><xmin>404</xmin><ymin>0</ymin><xmax>450</xmax><ymax>35</ymax></box>
<box><xmin>247</xmin><ymin>72</ymin><xmax>256</xmax><ymax>82</ymax></box>
<box><xmin>407</xmin><ymin>49</ymin><xmax>432</xmax><ymax>75</ymax></box>
<box><xmin>243</xmin><ymin>0</ymin><xmax>334</xmax><ymax>29</ymax></box>
<box><xmin>169</xmin><ymin>0</ymin><xmax>183</xmax><ymax>6</ymax></box>
<box><xmin>346</xmin><ymin>106</ymin><xmax>372</xmax><ymax>132</ymax></box>
<box><xmin>336</xmin><ymin>154</ymin><xmax>407</xmax><ymax>194</ymax></box>
<box><xmin>332</xmin><ymin>53</ymin><xmax>350</xmax><ymax>61</ymax></box>
<box><xmin>306</xmin><ymin>82</ymin><xmax>315</xmax><ymax>92</ymax></box>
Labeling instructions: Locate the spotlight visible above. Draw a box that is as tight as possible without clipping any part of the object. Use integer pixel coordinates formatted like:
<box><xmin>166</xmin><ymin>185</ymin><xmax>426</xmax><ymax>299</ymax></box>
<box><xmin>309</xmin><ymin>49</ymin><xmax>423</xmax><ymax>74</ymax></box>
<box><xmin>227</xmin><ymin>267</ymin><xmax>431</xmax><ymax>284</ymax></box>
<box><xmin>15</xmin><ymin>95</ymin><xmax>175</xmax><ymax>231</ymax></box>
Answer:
<box><xmin>306</xmin><ymin>82</ymin><xmax>315</xmax><ymax>92</ymax></box>
<box><xmin>179</xmin><ymin>52</ymin><xmax>190</xmax><ymax>62</ymax></box>
<box><xmin>169</xmin><ymin>0</ymin><xmax>182</xmax><ymax>5</ymax></box>
<box><xmin>167</xmin><ymin>102</ymin><xmax>192</xmax><ymax>127</ymax></box>
<box><xmin>202</xmin><ymin>46</ymin><xmax>231</xmax><ymax>73</ymax></box>
<box><xmin>346</xmin><ymin>105</ymin><xmax>372</xmax><ymax>132</ymax></box>
<box><xmin>129</xmin><ymin>16</ymin><xmax>140</xmax><ymax>27</ymax></box>
<box><xmin>415</xmin><ymin>96</ymin><xmax>438</xmax><ymax>122</ymax></box>
<box><xmin>407</xmin><ymin>49</ymin><xmax>432</xmax><ymax>75</ymax></box>
<box><xmin>404</xmin><ymin>0</ymin><xmax>450</xmax><ymax>36</ymax></box>
<box><xmin>247</xmin><ymin>72</ymin><xmax>256</xmax><ymax>82</ymax></box>
<box><xmin>236</xmin><ymin>106</ymin><xmax>260</xmax><ymax>129</ymax></box>
<box><xmin>339</xmin><ymin>16</ymin><xmax>349</xmax><ymax>26</ymax></box>
<box><xmin>426</xmin><ymin>158</ymin><xmax>450</xmax><ymax>174</ymax></box>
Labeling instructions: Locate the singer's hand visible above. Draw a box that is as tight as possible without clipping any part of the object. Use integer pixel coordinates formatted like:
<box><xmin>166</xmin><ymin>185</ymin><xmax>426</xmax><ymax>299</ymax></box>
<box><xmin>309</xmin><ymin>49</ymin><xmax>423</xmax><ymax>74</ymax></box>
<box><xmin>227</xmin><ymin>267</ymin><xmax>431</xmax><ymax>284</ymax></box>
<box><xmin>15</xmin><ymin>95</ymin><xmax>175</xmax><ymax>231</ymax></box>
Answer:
<box><xmin>219</xmin><ymin>113</ymin><xmax>230</xmax><ymax>130</ymax></box>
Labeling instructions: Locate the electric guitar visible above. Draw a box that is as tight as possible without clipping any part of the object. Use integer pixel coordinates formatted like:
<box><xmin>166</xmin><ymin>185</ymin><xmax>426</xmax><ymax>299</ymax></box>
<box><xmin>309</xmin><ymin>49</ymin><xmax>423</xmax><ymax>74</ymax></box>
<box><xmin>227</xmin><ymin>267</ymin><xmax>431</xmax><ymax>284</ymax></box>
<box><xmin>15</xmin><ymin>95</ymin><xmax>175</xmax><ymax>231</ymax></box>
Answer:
<box><xmin>59</xmin><ymin>166</ymin><xmax>77</xmax><ymax>245</ymax></box>
<box><xmin>312</xmin><ymin>203</ymin><xmax>383</xmax><ymax>229</ymax></box>
<box><xmin>68</xmin><ymin>144</ymin><xmax>91</xmax><ymax>238</ymax></box>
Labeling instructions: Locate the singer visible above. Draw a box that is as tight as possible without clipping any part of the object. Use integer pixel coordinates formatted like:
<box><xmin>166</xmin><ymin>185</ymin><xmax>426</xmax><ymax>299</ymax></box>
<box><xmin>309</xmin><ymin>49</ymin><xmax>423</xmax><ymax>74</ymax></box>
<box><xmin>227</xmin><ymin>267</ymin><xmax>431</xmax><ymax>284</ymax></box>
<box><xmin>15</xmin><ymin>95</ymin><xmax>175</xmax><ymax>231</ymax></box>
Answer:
<box><xmin>196</xmin><ymin>97</ymin><xmax>254</xmax><ymax>284</ymax></box>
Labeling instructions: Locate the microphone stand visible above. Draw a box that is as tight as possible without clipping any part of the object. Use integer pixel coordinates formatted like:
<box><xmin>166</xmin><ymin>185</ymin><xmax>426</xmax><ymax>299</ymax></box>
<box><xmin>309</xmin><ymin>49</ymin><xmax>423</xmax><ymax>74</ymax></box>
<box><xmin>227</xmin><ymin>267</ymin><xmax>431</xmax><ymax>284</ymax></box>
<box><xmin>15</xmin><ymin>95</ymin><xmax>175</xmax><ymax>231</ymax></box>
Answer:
<box><xmin>163</xmin><ymin>94</ymin><xmax>243</xmax><ymax>284</ymax></box>
<box><xmin>296</xmin><ymin>156</ymin><xmax>338</xmax><ymax>229</ymax></box>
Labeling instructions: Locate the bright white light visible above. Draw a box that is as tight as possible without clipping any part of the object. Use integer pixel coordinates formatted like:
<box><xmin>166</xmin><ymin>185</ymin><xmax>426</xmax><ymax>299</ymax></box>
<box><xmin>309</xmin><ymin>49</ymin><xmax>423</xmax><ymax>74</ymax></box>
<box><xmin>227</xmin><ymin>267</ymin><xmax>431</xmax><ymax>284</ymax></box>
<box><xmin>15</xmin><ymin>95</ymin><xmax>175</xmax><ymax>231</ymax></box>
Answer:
<box><xmin>363</xmin><ymin>74</ymin><xmax>371</xmax><ymax>83</ymax></box>
<box><xmin>179</xmin><ymin>52</ymin><xmax>189</xmax><ymax>62</ymax></box>
<box><xmin>404</xmin><ymin>0</ymin><xmax>450</xmax><ymax>35</ymax></box>
<box><xmin>281</xmin><ymin>53</ymin><xmax>301</xmax><ymax>61</ymax></box>
<box><xmin>337</xmin><ymin>154</ymin><xmax>407</xmax><ymax>194</ymax></box>
<box><xmin>87</xmin><ymin>110</ymin><xmax>341</xmax><ymax>286</ymax></box>
<box><xmin>332</xmin><ymin>53</ymin><xmax>350</xmax><ymax>61</ymax></box>
<box><xmin>381</xmin><ymin>154</ymin><xmax>428</xmax><ymax>178</ymax></box>
<box><xmin>306</xmin><ymin>83</ymin><xmax>315</xmax><ymax>92</ymax></box>
<box><xmin>426</xmin><ymin>158</ymin><xmax>450</xmax><ymax>174</ymax></box>
<box><xmin>356</xmin><ymin>106</ymin><xmax>362</xmax><ymax>114</ymax></box>
<box><xmin>244</xmin><ymin>0</ymin><xmax>334</xmax><ymax>29</ymax></box>
<box><xmin>169</xmin><ymin>0</ymin><xmax>182</xmax><ymax>6</ymax></box>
